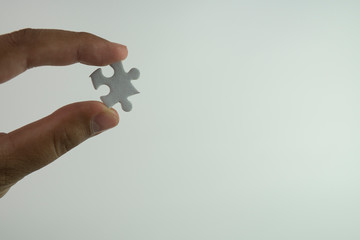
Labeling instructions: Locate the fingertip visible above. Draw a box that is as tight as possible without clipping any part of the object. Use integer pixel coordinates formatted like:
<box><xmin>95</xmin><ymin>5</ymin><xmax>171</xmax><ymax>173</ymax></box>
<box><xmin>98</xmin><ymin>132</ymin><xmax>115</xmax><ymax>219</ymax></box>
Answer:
<box><xmin>76</xmin><ymin>33</ymin><xmax>128</xmax><ymax>66</ymax></box>
<box><xmin>90</xmin><ymin>105</ymin><xmax>120</xmax><ymax>135</ymax></box>
<box><xmin>86</xmin><ymin>42</ymin><xmax>128</xmax><ymax>66</ymax></box>
<box><xmin>110</xmin><ymin>107</ymin><xmax>120</xmax><ymax>122</ymax></box>
<box><xmin>114</xmin><ymin>43</ymin><xmax>128</xmax><ymax>60</ymax></box>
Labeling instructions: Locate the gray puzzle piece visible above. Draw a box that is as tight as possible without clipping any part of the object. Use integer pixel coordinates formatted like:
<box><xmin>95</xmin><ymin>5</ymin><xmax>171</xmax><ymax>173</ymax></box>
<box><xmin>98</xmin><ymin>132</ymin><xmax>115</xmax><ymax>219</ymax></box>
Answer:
<box><xmin>90</xmin><ymin>61</ymin><xmax>140</xmax><ymax>111</ymax></box>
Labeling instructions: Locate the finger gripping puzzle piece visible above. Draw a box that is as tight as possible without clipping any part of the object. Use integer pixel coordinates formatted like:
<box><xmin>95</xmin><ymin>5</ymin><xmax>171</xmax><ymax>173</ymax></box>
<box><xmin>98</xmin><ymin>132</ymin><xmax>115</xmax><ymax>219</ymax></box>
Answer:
<box><xmin>90</xmin><ymin>61</ymin><xmax>140</xmax><ymax>111</ymax></box>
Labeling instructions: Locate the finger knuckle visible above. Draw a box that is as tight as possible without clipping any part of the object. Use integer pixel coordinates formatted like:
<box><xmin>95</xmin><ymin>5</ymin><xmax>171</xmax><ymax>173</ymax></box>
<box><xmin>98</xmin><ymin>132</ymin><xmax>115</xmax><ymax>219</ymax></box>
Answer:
<box><xmin>52</xmin><ymin>128</ymin><xmax>78</xmax><ymax>158</ymax></box>
<box><xmin>77</xmin><ymin>31</ymin><xmax>93</xmax><ymax>41</ymax></box>
<box><xmin>0</xmin><ymin>133</ymin><xmax>21</xmax><ymax>187</ymax></box>
<box><xmin>6</xmin><ymin>28</ymin><xmax>38</xmax><ymax>47</ymax></box>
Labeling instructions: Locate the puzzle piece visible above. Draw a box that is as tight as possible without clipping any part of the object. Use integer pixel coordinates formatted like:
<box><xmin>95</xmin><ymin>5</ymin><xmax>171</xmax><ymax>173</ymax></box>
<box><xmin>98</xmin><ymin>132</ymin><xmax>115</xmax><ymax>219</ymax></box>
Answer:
<box><xmin>90</xmin><ymin>61</ymin><xmax>140</xmax><ymax>111</ymax></box>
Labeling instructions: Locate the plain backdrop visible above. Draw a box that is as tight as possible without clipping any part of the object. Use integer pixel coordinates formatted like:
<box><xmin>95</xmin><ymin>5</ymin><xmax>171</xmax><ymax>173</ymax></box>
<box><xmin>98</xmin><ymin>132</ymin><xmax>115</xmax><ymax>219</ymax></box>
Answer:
<box><xmin>1</xmin><ymin>0</ymin><xmax>360</xmax><ymax>239</ymax></box>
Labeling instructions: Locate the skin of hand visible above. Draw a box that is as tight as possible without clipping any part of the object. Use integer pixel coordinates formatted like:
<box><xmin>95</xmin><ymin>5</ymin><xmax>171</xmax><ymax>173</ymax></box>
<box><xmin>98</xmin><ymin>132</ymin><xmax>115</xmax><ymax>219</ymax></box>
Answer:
<box><xmin>0</xmin><ymin>29</ymin><xmax>128</xmax><ymax>198</ymax></box>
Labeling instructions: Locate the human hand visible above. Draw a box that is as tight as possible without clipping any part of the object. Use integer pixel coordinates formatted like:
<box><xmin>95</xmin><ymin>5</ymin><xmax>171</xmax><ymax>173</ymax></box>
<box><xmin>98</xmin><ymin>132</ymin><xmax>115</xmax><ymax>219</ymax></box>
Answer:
<box><xmin>0</xmin><ymin>29</ymin><xmax>128</xmax><ymax>198</ymax></box>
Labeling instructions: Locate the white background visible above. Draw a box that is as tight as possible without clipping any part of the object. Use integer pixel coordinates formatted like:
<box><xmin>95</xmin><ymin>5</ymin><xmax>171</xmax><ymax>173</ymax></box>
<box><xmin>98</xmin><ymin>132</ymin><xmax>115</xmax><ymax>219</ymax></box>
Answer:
<box><xmin>1</xmin><ymin>0</ymin><xmax>360</xmax><ymax>239</ymax></box>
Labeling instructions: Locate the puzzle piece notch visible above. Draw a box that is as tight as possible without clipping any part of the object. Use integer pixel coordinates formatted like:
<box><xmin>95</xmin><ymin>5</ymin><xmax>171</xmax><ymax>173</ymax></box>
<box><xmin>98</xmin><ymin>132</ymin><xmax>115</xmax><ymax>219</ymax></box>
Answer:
<box><xmin>90</xmin><ymin>61</ymin><xmax>140</xmax><ymax>112</ymax></box>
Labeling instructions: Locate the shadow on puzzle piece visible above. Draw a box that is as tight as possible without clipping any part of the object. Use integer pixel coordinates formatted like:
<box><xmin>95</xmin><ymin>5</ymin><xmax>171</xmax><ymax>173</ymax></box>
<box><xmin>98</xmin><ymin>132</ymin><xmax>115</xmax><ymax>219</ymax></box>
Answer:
<box><xmin>90</xmin><ymin>61</ymin><xmax>140</xmax><ymax>112</ymax></box>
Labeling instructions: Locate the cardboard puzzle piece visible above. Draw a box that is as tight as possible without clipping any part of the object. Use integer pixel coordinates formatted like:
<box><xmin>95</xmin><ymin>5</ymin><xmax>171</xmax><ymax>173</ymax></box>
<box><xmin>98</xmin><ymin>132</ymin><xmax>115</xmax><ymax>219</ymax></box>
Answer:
<box><xmin>90</xmin><ymin>61</ymin><xmax>140</xmax><ymax>111</ymax></box>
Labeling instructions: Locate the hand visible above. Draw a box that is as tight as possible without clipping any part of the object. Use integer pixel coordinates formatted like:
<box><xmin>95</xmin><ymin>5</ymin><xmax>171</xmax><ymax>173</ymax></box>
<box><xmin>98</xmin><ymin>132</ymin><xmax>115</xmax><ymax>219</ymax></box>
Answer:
<box><xmin>0</xmin><ymin>29</ymin><xmax>128</xmax><ymax>198</ymax></box>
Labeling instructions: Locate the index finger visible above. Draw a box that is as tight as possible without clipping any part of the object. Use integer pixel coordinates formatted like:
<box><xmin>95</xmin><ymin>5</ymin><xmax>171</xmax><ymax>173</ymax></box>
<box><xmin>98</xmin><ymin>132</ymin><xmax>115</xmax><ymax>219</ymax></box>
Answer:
<box><xmin>0</xmin><ymin>28</ymin><xmax>128</xmax><ymax>83</ymax></box>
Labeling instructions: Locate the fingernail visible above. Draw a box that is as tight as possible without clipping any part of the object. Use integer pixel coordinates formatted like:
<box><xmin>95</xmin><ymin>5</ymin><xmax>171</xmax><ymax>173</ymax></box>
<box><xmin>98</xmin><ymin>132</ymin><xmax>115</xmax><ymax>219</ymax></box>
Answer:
<box><xmin>91</xmin><ymin>109</ymin><xmax>119</xmax><ymax>135</ymax></box>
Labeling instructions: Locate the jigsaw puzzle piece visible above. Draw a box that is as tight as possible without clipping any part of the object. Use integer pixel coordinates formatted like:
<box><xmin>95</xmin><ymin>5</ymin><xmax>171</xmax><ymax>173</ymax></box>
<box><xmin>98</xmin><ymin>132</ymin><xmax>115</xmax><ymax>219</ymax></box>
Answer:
<box><xmin>127</xmin><ymin>68</ymin><xmax>141</xmax><ymax>81</ymax></box>
<box><xmin>100</xmin><ymin>93</ymin><xmax>118</xmax><ymax>109</ymax></box>
<box><xmin>90</xmin><ymin>61</ymin><xmax>140</xmax><ymax>111</ymax></box>
<box><xmin>118</xmin><ymin>98</ymin><xmax>133</xmax><ymax>112</ymax></box>
<box><xmin>90</xmin><ymin>68</ymin><xmax>108</xmax><ymax>89</ymax></box>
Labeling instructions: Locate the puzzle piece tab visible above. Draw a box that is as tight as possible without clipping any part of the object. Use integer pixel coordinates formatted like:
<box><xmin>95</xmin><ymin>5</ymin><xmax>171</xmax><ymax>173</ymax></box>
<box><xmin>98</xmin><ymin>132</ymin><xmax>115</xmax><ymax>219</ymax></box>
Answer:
<box><xmin>90</xmin><ymin>61</ymin><xmax>140</xmax><ymax>111</ymax></box>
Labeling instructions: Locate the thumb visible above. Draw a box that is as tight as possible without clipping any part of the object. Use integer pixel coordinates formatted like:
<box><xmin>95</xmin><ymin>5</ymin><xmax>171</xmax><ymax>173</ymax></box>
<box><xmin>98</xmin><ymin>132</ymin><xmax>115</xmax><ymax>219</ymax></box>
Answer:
<box><xmin>1</xmin><ymin>101</ymin><xmax>119</xmax><ymax>187</ymax></box>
